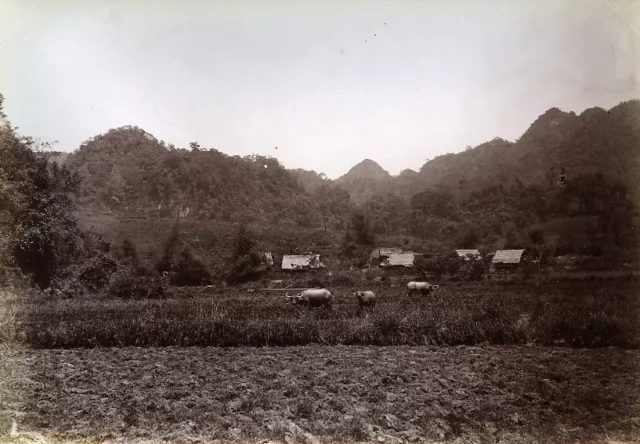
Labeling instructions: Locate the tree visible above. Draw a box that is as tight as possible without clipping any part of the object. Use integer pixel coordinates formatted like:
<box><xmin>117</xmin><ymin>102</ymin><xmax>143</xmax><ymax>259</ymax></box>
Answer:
<box><xmin>227</xmin><ymin>224</ymin><xmax>264</xmax><ymax>284</ymax></box>
<box><xmin>0</xmin><ymin>94</ymin><xmax>83</xmax><ymax>288</ymax></box>
<box><xmin>545</xmin><ymin>167</ymin><xmax>556</xmax><ymax>186</ymax></box>
<box><xmin>468</xmin><ymin>261</ymin><xmax>486</xmax><ymax>280</ymax></box>
<box><xmin>313</xmin><ymin>184</ymin><xmax>351</xmax><ymax>231</ymax></box>
<box><xmin>367</xmin><ymin>193</ymin><xmax>409</xmax><ymax>235</ymax></box>
<box><xmin>234</xmin><ymin>223</ymin><xmax>256</xmax><ymax>257</ymax></box>
<box><xmin>122</xmin><ymin>238</ymin><xmax>140</xmax><ymax>268</ymax></box>
<box><xmin>528</xmin><ymin>243</ymin><xmax>555</xmax><ymax>273</ymax></box>
<box><xmin>504</xmin><ymin>227</ymin><xmax>523</xmax><ymax>249</ymax></box>
<box><xmin>172</xmin><ymin>247</ymin><xmax>211</xmax><ymax>286</ymax></box>
<box><xmin>121</xmin><ymin>237</ymin><xmax>156</xmax><ymax>276</ymax></box>
<box><xmin>415</xmin><ymin>253</ymin><xmax>461</xmax><ymax>280</ymax></box>
<box><xmin>456</xmin><ymin>223</ymin><xmax>481</xmax><ymax>248</ymax></box>
<box><xmin>526</xmin><ymin>226</ymin><xmax>554</xmax><ymax>273</ymax></box>
<box><xmin>411</xmin><ymin>186</ymin><xmax>458</xmax><ymax>220</ymax></box>
<box><xmin>156</xmin><ymin>222</ymin><xmax>180</xmax><ymax>274</ymax></box>
<box><xmin>528</xmin><ymin>229</ymin><xmax>544</xmax><ymax>245</ymax></box>
<box><xmin>347</xmin><ymin>208</ymin><xmax>375</xmax><ymax>246</ymax></box>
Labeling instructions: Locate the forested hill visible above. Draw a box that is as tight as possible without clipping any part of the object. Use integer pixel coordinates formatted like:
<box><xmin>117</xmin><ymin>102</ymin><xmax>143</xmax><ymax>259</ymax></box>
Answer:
<box><xmin>414</xmin><ymin>100</ymin><xmax>640</xmax><ymax>198</ymax></box>
<box><xmin>64</xmin><ymin>127</ymin><xmax>316</xmax><ymax>226</ymax></box>
<box><xmin>54</xmin><ymin>99</ymin><xmax>640</xmax><ymax>256</ymax></box>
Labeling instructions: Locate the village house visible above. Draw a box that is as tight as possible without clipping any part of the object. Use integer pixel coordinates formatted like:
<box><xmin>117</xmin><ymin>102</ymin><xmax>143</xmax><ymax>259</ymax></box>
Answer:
<box><xmin>455</xmin><ymin>249</ymin><xmax>482</xmax><ymax>261</ymax></box>
<box><xmin>380</xmin><ymin>252</ymin><xmax>421</xmax><ymax>269</ymax></box>
<box><xmin>491</xmin><ymin>249</ymin><xmax>526</xmax><ymax>273</ymax></box>
<box><xmin>370</xmin><ymin>247</ymin><xmax>403</xmax><ymax>261</ymax></box>
<box><xmin>281</xmin><ymin>254</ymin><xmax>325</xmax><ymax>271</ymax></box>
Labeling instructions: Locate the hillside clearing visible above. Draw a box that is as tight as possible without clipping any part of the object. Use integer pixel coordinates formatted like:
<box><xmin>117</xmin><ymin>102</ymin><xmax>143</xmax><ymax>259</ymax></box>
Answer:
<box><xmin>2</xmin><ymin>345</ymin><xmax>639</xmax><ymax>443</ymax></box>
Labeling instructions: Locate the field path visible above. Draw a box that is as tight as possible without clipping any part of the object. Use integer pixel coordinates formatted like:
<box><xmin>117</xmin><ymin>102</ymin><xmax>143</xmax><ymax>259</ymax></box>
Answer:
<box><xmin>2</xmin><ymin>345</ymin><xmax>640</xmax><ymax>443</ymax></box>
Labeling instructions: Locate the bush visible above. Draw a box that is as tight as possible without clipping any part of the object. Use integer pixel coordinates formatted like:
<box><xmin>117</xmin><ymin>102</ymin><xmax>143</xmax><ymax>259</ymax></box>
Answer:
<box><xmin>107</xmin><ymin>268</ymin><xmax>167</xmax><ymax>300</ymax></box>
<box><xmin>305</xmin><ymin>276</ymin><xmax>327</xmax><ymax>288</ymax></box>
<box><xmin>121</xmin><ymin>238</ymin><xmax>141</xmax><ymax>268</ymax></box>
<box><xmin>156</xmin><ymin>222</ymin><xmax>180</xmax><ymax>274</ymax></box>
<box><xmin>363</xmin><ymin>267</ymin><xmax>385</xmax><ymax>284</ymax></box>
<box><xmin>289</xmin><ymin>277</ymin><xmax>307</xmax><ymax>288</ymax></box>
<box><xmin>172</xmin><ymin>247</ymin><xmax>212</xmax><ymax>286</ymax></box>
<box><xmin>578</xmin><ymin>257</ymin><xmax>607</xmax><ymax>272</ymax></box>
<box><xmin>415</xmin><ymin>253</ymin><xmax>461</xmax><ymax>280</ymax></box>
<box><xmin>340</xmin><ymin>243</ymin><xmax>372</xmax><ymax>272</ymax></box>
<box><xmin>227</xmin><ymin>251</ymin><xmax>265</xmax><ymax>284</ymax></box>
<box><xmin>226</xmin><ymin>225</ymin><xmax>267</xmax><ymax>284</ymax></box>
<box><xmin>0</xmin><ymin>110</ymin><xmax>83</xmax><ymax>289</ymax></box>
<box><xmin>75</xmin><ymin>252</ymin><xmax>119</xmax><ymax>291</ymax></box>
<box><xmin>345</xmin><ymin>209</ymin><xmax>375</xmax><ymax>246</ymax></box>
<box><xmin>330</xmin><ymin>271</ymin><xmax>356</xmax><ymax>287</ymax></box>
<box><xmin>52</xmin><ymin>251</ymin><xmax>120</xmax><ymax>297</ymax></box>
<box><xmin>459</xmin><ymin>261</ymin><xmax>486</xmax><ymax>281</ymax></box>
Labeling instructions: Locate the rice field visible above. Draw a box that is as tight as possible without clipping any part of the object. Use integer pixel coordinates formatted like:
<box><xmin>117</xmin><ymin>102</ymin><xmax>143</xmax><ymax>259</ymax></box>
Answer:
<box><xmin>9</xmin><ymin>281</ymin><xmax>640</xmax><ymax>349</ymax></box>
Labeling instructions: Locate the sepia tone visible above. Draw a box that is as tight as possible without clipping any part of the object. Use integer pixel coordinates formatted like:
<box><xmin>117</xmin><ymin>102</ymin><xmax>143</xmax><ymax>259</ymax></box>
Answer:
<box><xmin>1</xmin><ymin>1</ymin><xmax>640</xmax><ymax>443</ymax></box>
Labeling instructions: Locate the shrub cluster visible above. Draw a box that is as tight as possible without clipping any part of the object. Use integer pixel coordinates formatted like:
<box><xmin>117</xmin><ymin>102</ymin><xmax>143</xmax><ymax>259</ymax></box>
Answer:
<box><xmin>107</xmin><ymin>268</ymin><xmax>167</xmax><ymax>300</ymax></box>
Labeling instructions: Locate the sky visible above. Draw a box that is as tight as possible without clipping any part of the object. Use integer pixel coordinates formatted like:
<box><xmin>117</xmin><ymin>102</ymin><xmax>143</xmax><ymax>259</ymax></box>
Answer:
<box><xmin>1</xmin><ymin>0</ymin><xmax>639</xmax><ymax>179</ymax></box>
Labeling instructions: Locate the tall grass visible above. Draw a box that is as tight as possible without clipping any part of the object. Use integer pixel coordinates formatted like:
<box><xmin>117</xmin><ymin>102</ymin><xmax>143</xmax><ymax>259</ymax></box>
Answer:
<box><xmin>0</xmin><ymin>286</ymin><xmax>28</xmax><ymax>434</ymax></box>
<box><xmin>0</xmin><ymin>291</ymin><xmax>17</xmax><ymax>345</ymax></box>
<box><xmin>11</xmin><ymin>282</ymin><xmax>640</xmax><ymax>349</ymax></box>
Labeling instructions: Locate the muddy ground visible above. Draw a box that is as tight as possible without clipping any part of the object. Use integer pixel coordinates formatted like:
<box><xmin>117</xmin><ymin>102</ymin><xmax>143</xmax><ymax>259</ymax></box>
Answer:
<box><xmin>2</xmin><ymin>345</ymin><xmax>640</xmax><ymax>443</ymax></box>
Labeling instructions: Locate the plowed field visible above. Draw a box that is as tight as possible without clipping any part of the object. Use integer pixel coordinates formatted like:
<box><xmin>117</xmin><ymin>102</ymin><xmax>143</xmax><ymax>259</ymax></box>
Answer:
<box><xmin>2</xmin><ymin>345</ymin><xmax>639</xmax><ymax>443</ymax></box>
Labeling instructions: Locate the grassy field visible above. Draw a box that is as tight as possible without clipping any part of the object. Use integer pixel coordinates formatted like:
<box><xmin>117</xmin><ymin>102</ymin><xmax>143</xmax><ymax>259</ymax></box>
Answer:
<box><xmin>2</xmin><ymin>345</ymin><xmax>639</xmax><ymax>443</ymax></box>
<box><xmin>10</xmin><ymin>281</ymin><xmax>640</xmax><ymax>349</ymax></box>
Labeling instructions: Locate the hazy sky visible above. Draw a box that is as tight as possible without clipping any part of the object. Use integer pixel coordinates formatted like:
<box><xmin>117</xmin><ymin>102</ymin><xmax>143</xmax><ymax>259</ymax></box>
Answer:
<box><xmin>1</xmin><ymin>0</ymin><xmax>638</xmax><ymax>178</ymax></box>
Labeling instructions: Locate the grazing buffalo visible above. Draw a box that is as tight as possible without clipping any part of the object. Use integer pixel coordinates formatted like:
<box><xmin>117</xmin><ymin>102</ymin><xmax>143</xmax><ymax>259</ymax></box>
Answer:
<box><xmin>407</xmin><ymin>281</ymin><xmax>438</xmax><ymax>296</ymax></box>
<box><xmin>286</xmin><ymin>288</ymin><xmax>333</xmax><ymax>309</ymax></box>
<box><xmin>354</xmin><ymin>290</ymin><xmax>376</xmax><ymax>308</ymax></box>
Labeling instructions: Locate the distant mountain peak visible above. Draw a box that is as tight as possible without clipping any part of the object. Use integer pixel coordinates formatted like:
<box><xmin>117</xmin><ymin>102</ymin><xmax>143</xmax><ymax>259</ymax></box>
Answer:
<box><xmin>339</xmin><ymin>159</ymin><xmax>390</xmax><ymax>182</ymax></box>
<box><xmin>359</xmin><ymin>158</ymin><xmax>383</xmax><ymax>166</ymax></box>
<box><xmin>532</xmin><ymin>107</ymin><xmax>575</xmax><ymax>125</ymax></box>
<box><xmin>519</xmin><ymin>106</ymin><xmax>579</xmax><ymax>144</ymax></box>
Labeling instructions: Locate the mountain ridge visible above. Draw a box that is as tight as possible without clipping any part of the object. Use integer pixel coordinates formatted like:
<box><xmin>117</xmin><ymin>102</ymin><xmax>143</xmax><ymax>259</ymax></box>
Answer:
<box><xmin>51</xmin><ymin>99</ymin><xmax>640</xmax><ymax>225</ymax></box>
<box><xmin>311</xmin><ymin>99</ymin><xmax>640</xmax><ymax>202</ymax></box>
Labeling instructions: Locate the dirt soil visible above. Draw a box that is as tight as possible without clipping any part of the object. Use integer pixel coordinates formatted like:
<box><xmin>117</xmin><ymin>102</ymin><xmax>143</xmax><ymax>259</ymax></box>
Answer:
<box><xmin>2</xmin><ymin>345</ymin><xmax>640</xmax><ymax>444</ymax></box>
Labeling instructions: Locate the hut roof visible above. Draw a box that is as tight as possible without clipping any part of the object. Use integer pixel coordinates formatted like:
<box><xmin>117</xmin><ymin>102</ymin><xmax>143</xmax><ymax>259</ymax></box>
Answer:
<box><xmin>456</xmin><ymin>249</ymin><xmax>481</xmax><ymax>260</ymax></box>
<box><xmin>491</xmin><ymin>249</ymin><xmax>525</xmax><ymax>264</ymax></box>
<box><xmin>281</xmin><ymin>254</ymin><xmax>325</xmax><ymax>270</ymax></box>
<box><xmin>380</xmin><ymin>252</ymin><xmax>417</xmax><ymax>268</ymax></box>
<box><xmin>371</xmin><ymin>247</ymin><xmax>403</xmax><ymax>259</ymax></box>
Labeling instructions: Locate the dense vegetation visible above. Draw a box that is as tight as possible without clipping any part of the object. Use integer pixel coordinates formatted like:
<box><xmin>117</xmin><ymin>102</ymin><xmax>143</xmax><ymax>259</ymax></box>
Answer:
<box><xmin>0</xmin><ymin>94</ymin><xmax>85</xmax><ymax>289</ymax></box>
<box><xmin>65</xmin><ymin>127</ymin><xmax>319</xmax><ymax>227</ymax></box>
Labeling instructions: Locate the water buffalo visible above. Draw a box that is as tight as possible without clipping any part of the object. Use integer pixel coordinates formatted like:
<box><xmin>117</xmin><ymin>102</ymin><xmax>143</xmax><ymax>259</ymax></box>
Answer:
<box><xmin>286</xmin><ymin>288</ymin><xmax>333</xmax><ymax>309</ymax></box>
<box><xmin>354</xmin><ymin>290</ymin><xmax>376</xmax><ymax>308</ymax></box>
<box><xmin>407</xmin><ymin>281</ymin><xmax>438</xmax><ymax>296</ymax></box>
